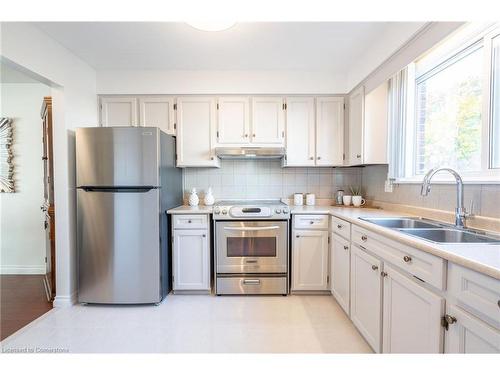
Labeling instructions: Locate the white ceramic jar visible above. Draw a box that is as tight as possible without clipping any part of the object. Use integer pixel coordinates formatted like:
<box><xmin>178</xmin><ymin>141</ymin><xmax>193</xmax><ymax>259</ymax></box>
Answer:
<box><xmin>293</xmin><ymin>193</ymin><xmax>304</xmax><ymax>206</ymax></box>
<box><xmin>188</xmin><ymin>188</ymin><xmax>199</xmax><ymax>207</ymax></box>
<box><xmin>306</xmin><ymin>193</ymin><xmax>316</xmax><ymax>206</ymax></box>
<box><xmin>204</xmin><ymin>187</ymin><xmax>215</xmax><ymax>206</ymax></box>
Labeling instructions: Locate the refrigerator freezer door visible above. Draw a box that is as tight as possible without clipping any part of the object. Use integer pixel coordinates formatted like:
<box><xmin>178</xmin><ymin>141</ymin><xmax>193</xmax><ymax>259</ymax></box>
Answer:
<box><xmin>77</xmin><ymin>188</ymin><xmax>161</xmax><ymax>304</ymax></box>
<box><xmin>76</xmin><ymin>127</ymin><xmax>159</xmax><ymax>187</ymax></box>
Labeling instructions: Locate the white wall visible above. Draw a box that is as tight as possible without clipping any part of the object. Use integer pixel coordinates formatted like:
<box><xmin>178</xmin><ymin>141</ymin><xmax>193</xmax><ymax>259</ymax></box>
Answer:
<box><xmin>0</xmin><ymin>83</ymin><xmax>50</xmax><ymax>274</ymax></box>
<box><xmin>97</xmin><ymin>70</ymin><xmax>347</xmax><ymax>94</ymax></box>
<box><xmin>1</xmin><ymin>22</ymin><xmax>98</xmax><ymax>306</ymax></box>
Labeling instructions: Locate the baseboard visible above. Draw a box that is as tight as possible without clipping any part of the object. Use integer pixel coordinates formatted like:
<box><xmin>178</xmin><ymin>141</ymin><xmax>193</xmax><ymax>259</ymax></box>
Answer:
<box><xmin>53</xmin><ymin>292</ymin><xmax>77</xmax><ymax>308</ymax></box>
<box><xmin>0</xmin><ymin>265</ymin><xmax>45</xmax><ymax>275</ymax></box>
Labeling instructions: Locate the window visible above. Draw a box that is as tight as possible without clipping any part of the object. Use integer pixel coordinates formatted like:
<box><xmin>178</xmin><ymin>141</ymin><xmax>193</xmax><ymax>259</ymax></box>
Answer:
<box><xmin>415</xmin><ymin>44</ymin><xmax>483</xmax><ymax>175</ymax></box>
<box><xmin>392</xmin><ymin>23</ymin><xmax>500</xmax><ymax>182</ymax></box>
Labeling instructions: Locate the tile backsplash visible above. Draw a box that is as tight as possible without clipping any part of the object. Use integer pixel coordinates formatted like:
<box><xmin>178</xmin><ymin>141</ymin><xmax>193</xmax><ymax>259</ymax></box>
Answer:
<box><xmin>183</xmin><ymin>160</ymin><xmax>362</xmax><ymax>202</ymax></box>
<box><xmin>362</xmin><ymin>165</ymin><xmax>500</xmax><ymax>219</ymax></box>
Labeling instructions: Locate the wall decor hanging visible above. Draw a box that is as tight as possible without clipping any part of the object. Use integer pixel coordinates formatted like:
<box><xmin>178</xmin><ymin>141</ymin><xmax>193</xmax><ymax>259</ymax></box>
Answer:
<box><xmin>0</xmin><ymin>117</ymin><xmax>14</xmax><ymax>193</ymax></box>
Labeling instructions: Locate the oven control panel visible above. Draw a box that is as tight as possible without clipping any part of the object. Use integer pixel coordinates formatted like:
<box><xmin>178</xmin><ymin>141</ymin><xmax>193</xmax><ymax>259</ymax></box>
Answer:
<box><xmin>213</xmin><ymin>204</ymin><xmax>290</xmax><ymax>220</ymax></box>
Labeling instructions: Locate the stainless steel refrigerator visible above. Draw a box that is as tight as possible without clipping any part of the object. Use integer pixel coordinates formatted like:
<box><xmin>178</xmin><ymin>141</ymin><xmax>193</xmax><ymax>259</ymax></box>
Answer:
<box><xmin>76</xmin><ymin>127</ymin><xmax>182</xmax><ymax>304</ymax></box>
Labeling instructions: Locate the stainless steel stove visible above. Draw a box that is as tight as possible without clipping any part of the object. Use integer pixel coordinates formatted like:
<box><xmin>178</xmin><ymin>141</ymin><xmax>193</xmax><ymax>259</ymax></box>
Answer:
<box><xmin>213</xmin><ymin>199</ymin><xmax>290</xmax><ymax>296</ymax></box>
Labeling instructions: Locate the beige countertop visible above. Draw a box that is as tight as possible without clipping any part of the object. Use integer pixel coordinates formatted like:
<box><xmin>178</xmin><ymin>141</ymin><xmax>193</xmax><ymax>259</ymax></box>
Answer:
<box><xmin>292</xmin><ymin>205</ymin><xmax>500</xmax><ymax>280</ymax></box>
<box><xmin>167</xmin><ymin>204</ymin><xmax>500</xmax><ymax>279</ymax></box>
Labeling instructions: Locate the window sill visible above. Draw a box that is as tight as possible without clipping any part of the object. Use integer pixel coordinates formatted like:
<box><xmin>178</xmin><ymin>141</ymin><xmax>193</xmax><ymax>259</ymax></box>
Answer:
<box><xmin>393</xmin><ymin>177</ymin><xmax>500</xmax><ymax>185</ymax></box>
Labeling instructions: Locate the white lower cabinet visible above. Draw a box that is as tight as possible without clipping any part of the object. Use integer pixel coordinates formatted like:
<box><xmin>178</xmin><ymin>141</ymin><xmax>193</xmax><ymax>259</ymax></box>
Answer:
<box><xmin>292</xmin><ymin>230</ymin><xmax>329</xmax><ymax>291</ymax></box>
<box><xmin>382</xmin><ymin>265</ymin><xmax>444</xmax><ymax>353</ymax></box>
<box><xmin>350</xmin><ymin>245</ymin><xmax>383</xmax><ymax>352</ymax></box>
<box><xmin>330</xmin><ymin>233</ymin><xmax>350</xmax><ymax>315</ymax></box>
<box><xmin>172</xmin><ymin>228</ymin><xmax>210</xmax><ymax>292</ymax></box>
<box><xmin>444</xmin><ymin>304</ymin><xmax>500</xmax><ymax>353</ymax></box>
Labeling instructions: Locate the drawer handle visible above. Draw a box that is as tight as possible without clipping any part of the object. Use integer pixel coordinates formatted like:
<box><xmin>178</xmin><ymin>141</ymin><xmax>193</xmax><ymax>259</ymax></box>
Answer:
<box><xmin>381</xmin><ymin>271</ymin><xmax>388</xmax><ymax>277</ymax></box>
<box><xmin>343</xmin><ymin>245</ymin><xmax>349</xmax><ymax>250</ymax></box>
<box><xmin>310</xmin><ymin>221</ymin><xmax>314</xmax><ymax>224</ymax></box>
<box><xmin>188</xmin><ymin>220</ymin><xmax>192</xmax><ymax>223</ymax></box>
<box><xmin>337</xmin><ymin>224</ymin><xmax>342</xmax><ymax>229</ymax></box>
<box><xmin>243</xmin><ymin>279</ymin><xmax>260</xmax><ymax>285</ymax></box>
<box><xmin>403</xmin><ymin>255</ymin><xmax>412</xmax><ymax>263</ymax></box>
<box><xmin>361</xmin><ymin>235</ymin><xmax>367</xmax><ymax>242</ymax></box>
<box><xmin>371</xmin><ymin>265</ymin><xmax>378</xmax><ymax>271</ymax></box>
<box><xmin>245</xmin><ymin>259</ymin><xmax>258</xmax><ymax>264</ymax></box>
<box><xmin>296</xmin><ymin>235</ymin><xmax>300</xmax><ymax>238</ymax></box>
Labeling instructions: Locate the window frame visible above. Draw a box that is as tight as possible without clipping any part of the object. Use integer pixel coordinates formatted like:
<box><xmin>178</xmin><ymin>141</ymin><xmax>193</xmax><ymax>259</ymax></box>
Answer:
<box><xmin>395</xmin><ymin>23</ymin><xmax>500</xmax><ymax>184</ymax></box>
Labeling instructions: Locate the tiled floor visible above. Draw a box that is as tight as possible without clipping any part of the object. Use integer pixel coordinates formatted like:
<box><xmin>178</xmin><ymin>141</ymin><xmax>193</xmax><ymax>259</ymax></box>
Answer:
<box><xmin>0</xmin><ymin>295</ymin><xmax>372</xmax><ymax>353</ymax></box>
<box><xmin>0</xmin><ymin>275</ymin><xmax>53</xmax><ymax>341</ymax></box>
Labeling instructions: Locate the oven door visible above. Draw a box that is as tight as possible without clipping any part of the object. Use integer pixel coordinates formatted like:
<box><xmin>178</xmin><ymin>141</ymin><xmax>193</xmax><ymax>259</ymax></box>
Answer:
<box><xmin>216</xmin><ymin>221</ymin><xmax>287</xmax><ymax>274</ymax></box>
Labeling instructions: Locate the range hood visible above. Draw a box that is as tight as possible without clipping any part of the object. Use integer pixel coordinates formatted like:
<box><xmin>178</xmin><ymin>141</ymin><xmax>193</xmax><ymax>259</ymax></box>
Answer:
<box><xmin>215</xmin><ymin>147</ymin><xmax>285</xmax><ymax>160</ymax></box>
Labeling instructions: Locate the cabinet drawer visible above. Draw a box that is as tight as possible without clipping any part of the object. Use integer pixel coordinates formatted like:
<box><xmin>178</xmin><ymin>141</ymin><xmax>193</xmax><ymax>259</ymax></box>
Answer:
<box><xmin>293</xmin><ymin>215</ymin><xmax>329</xmax><ymax>230</ymax></box>
<box><xmin>352</xmin><ymin>225</ymin><xmax>446</xmax><ymax>290</ymax></box>
<box><xmin>331</xmin><ymin>216</ymin><xmax>351</xmax><ymax>239</ymax></box>
<box><xmin>216</xmin><ymin>276</ymin><xmax>287</xmax><ymax>295</ymax></box>
<box><xmin>172</xmin><ymin>214</ymin><xmax>208</xmax><ymax>229</ymax></box>
<box><xmin>448</xmin><ymin>263</ymin><xmax>500</xmax><ymax>329</ymax></box>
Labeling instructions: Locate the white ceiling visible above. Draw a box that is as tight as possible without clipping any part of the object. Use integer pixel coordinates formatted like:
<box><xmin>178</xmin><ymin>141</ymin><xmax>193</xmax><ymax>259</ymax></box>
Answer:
<box><xmin>34</xmin><ymin>22</ymin><xmax>425</xmax><ymax>73</ymax></box>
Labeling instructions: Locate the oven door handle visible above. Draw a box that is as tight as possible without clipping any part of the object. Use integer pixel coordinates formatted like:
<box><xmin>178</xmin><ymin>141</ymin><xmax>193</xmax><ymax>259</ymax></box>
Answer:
<box><xmin>223</xmin><ymin>226</ymin><xmax>280</xmax><ymax>231</ymax></box>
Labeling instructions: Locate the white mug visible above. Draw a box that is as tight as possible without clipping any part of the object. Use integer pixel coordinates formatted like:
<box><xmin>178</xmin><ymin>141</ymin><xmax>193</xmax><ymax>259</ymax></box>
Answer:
<box><xmin>342</xmin><ymin>195</ymin><xmax>352</xmax><ymax>206</ymax></box>
<box><xmin>352</xmin><ymin>196</ymin><xmax>366</xmax><ymax>207</ymax></box>
<box><xmin>305</xmin><ymin>193</ymin><xmax>315</xmax><ymax>206</ymax></box>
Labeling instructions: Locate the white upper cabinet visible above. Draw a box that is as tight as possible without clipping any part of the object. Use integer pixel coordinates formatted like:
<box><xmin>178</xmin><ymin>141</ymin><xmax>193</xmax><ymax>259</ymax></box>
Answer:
<box><xmin>364</xmin><ymin>82</ymin><xmax>389</xmax><ymax>164</ymax></box>
<box><xmin>100</xmin><ymin>97</ymin><xmax>138</xmax><ymax>127</ymax></box>
<box><xmin>139</xmin><ymin>96</ymin><xmax>176</xmax><ymax>135</ymax></box>
<box><xmin>316</xmin><ymin>97</ymin><xmax>344</xmax><ymax>166</ymax></box>
<box><xmin>176</xmin><ymin>97</ymin><xmax>219</xmax><ymax>168</ymax></box>
<box><xmin>285</xmin><ymin>97</ymin><xmax>316</xmax><ymax>166</ymax></box>
<box><xmin>382</xmin><ymin>265</ymin><xmax>444</xmax><ymax>353</ymax></box>
<box><xmin>348</xmin><ymin>86</ymin><xmax>364</xmax><ymax>165</ymax></box>
<box><xmin>216</xmin><ymin>97</ymin><xmax>250</xmax><ymax>144</ymax></box>
<box><xmin>251</xmin><ymin>97</ymin><xmax>285</xmax><ymax>144</ymax></box>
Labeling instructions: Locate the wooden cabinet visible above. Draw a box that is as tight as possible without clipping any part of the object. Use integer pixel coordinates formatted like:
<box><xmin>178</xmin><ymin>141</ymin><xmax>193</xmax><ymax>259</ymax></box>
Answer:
<box><xmin>176</xmin><ymin>97</ymin><xmax>219</xmax><ymax>167</ymax></box>
<box><xmin>139</xmin><ymin>96</ymin><xmax>176</xmax><ymax>135</ymax></box>
<box><xmin>216</xmin><ymin>96</ymin><xmax>250</xmax><ymax>144</ymax></box>
<box><xmin>350</xmin><ymin>245</ymin><xmax>382</xmax><ymax>352</ymax></box>
<box><xmin>444</xmin><ymin>304</ymin><xmax>500</xmax><ymax>353</ymax></box>
<box><xmin>292</xmin><ymin>229</ymin><xmax>329</xmax><ymax>291</ymax></box>
<box><xmin>251</xmin><ymin>97</ymin><xmax>285</xmax><ymax>144</ymax></box>
<box><xmin>382</xmin><ymin>264</ymin><xmax>444</xmax><ymax>353</ymax></box>
<box><xmin>284</xmin><ymin>97</ymin><xmax>315</xmax><ymax>166</ymax></box>
<box><xmin>284</xmin><ymin>97</ymin><xmax>344</xmax><ymax>167</ymax></box>
<box><xmin>330</xmin><ymin>233</ymin><xmax>350</xmax><ymax>315</ymax></box>
<box><xmin>348</xmin><ymin>86</ymin><xmax>364</xmax><ymax>165</ymax></box>
<box><xmin>316</xmin><ymin>97</ymin><xmax>344</xmax><ymax>166</ymax></box>
<box><xmin>100</xmin><ymin>97</ymin><xmax>137</xmax><ymax>127</ymax></box>
<box><xmin>172</xmin><ymin>214</ymin><xmax>211</xmax><ymax>292</ymax></box>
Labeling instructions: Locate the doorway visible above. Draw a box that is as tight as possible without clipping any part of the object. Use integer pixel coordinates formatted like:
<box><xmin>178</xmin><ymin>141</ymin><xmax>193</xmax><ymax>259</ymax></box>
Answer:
<box><xmin>0</xmin><ymin>64</ymin><xmax>54</xmax><ymax>341</ymax></box>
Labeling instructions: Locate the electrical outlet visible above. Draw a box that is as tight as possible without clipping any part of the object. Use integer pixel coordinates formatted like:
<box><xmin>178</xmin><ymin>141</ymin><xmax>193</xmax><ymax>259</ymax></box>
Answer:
<box><xmin>384</xmin><ymin>179</ymin><xmax>394</xmax><ymax>193</ymax></box>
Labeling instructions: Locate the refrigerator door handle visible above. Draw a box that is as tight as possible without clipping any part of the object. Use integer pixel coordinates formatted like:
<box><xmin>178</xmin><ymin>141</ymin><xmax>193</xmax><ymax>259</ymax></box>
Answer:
<box><xmin>80</xmin><ymin>187</ymin><xmax>156</xmax><ymax>193</ymax></box>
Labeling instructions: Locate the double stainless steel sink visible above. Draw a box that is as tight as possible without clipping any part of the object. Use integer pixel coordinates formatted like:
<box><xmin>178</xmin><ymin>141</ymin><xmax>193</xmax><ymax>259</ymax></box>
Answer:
<box><xmin>359</xmin><ymin>217</ymin><xmax>500</xmax><ymax>244</ymax></box>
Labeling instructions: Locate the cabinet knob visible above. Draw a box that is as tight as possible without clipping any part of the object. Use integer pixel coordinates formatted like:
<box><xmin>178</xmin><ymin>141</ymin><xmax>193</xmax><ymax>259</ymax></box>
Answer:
<box><xmin>244</xmin><ymin>134</ymin><xmax>248</xmax><ymax>138</ymax></box>
<box><xmin>310</xmin><ymin>221</ymin><xmax>314</xmax><ymax>224</ymax></box>
<box><xmin>310</xmin><ymin>156</ymin><xmax>314</xmax><ymax>160</ymax></box>
<box><xmin>372</xmin><ymin>265</ymin><xmax>379</xmax><ymax>271</ymax></box>
<box><xmin>188</xmin><ymin>220</ymin><xmax>192</xmax><ymax>223</ymax></box>
<box><xmin>317</xmin><ymin>156</ymin><xmax>321</xmax><ymax>160</ymax></box>
<box><xmin>202</xmin><ymin>234</ymin><xmax>206</xmax><ymax>238</ymax></box>
<box><xmin>252</xmin><ymin>134</ymin><xmax>256</xmax><ymax>138</ymax></box>
<box><xmin>356</xmin><ymin>154</ymin><xmax>361</xmax><ymax>158</ymax></box>
<box><xmin>296</xmin><ymin>235</ymin><xmax>300</xmax><ymax>238</ymax></box>
<box><xmin>444</xmin><ymin>314</ymin><xmax>457</xmax><ymax>326</ymax></box>
<box><xmin>343</xmin><ymin>245</ymin><xmax>349</xmax><ymax>250</ymax></box>
<box><xmin>361</xmin><ymin>235</ymin><xmax>368</xmax><ymax>242</ymax></box>
<box><xmin>211</xmin><ymin>156</ymin><xmax>214</xmax><ymax>160</ymax></box>
<box><xmin>381</xmin><ymin>271</ymin><xmax>388</xmax><ymax>277</ymax></box>
<box><xmin>337</xmin><ymin>224</ymin><xmax>342</xmax><ymax>229</ymax></box>
<box><xmin>403</xmin><ymin>255</ymin><xmax>412</xmax><ymax>263</ymax></box>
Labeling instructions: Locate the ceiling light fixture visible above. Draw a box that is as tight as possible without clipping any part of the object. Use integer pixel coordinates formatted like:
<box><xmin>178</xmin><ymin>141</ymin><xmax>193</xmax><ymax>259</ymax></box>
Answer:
<box><xmin>186</xmin><ymin>21</ymin><xmax>236</xmax><ymax>32</ymax></box>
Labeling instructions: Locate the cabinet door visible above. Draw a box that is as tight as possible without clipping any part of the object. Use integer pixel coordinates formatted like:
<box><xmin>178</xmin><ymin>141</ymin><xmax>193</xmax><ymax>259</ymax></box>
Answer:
<box><xmin>292</xmin><ymin>230</ymin><xmax>329</xmax><ymax>291</ymax></box>
<box><xmin>176</xmin><ymin>97</ymin><xmax>219</xmax><ymax>167</ymax></box>
<box><xmin>100</xmin><ymin>97</ymin><xmax>137</xmax><ymax>127</ymax></box>
<box><xmin>350</xmin><ymin>245</ymin><xmax>382</xmax><ymax>352</ymax></box>
<box><xmin>348</xmin><ymin>87</ymin><xmax>364</xmax><ymax>165</ymax></box>
<box><xmin>217</xmin><ymin>97</ymin><xmax>250</xmax><ymax>144</ymax></box>
<box><xmin>316</xmin><ymin>97</ymin><xmax>344</xmax><ymax>166</ymax></box>
<box><xmin>331</xmin><ymin>233</ymin><xmax>350</xmax><ymax>315</ymax></box>
<box><xmin>445</xmin><ymin>304</ymin><xmax>500</xmax><ymax>353</ymax></box>
<box><xmin>173</xmin><ymin>229</ymin><xmax>210</xmax><ymax>291</ymax></box>
<box><xmin>364</xmin><ymin>82</ymin><xmax>388</xmax><ymax>164</ymax></box>
<box><xmin>284</xmin><ymin>97</ymin><xmax>315</xmax><ymax>166</ymax></box>
<box><xmin>251</xmin><ymin>97</ymin><xmax>285</xmax><ymax>144</ymax></box>
<box><xmin>382</xmin><ymin>265</ymin><xmax>444</xmax><ymax>353</ymax></box>
<box><xmin>139</xmin><ymin>96</ymin><xmax>175</xmax><ymax>135</ymax></box>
